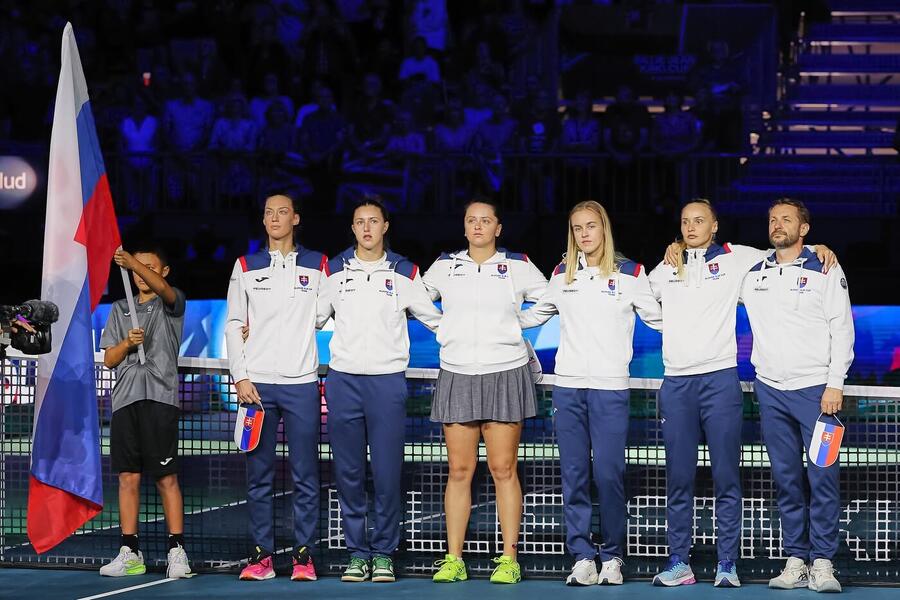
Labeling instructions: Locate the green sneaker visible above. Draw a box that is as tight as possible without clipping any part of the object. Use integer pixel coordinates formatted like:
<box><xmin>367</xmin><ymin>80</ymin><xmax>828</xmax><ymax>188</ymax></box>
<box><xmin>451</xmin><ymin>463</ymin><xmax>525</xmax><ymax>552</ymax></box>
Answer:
<box><xmin>432</xmin><ymin>554</ymin><xmax>467</xmax><ymax>583</ymax></box>
<box><xmin>490</xmin><ymin>555</ymin><xmax>521</xmax><ymax>584</ymax></box>
<box><xmin>341</xmin><ymin>556</ymin><xmax>370</xmax><ymax>582</ymax></box>
<box><xmin>372</xmin><ymin>555</ymin><xmax>395</xmax><ymax>583</ymax></box>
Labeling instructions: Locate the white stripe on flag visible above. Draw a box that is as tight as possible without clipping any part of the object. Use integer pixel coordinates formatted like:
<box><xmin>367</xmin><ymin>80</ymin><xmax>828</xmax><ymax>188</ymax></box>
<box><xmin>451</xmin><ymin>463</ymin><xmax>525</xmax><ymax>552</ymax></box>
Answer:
<box><xmin>34</xmin><ymin>22</ymin><xmax>90</xmax><ymax>437</ymax></box>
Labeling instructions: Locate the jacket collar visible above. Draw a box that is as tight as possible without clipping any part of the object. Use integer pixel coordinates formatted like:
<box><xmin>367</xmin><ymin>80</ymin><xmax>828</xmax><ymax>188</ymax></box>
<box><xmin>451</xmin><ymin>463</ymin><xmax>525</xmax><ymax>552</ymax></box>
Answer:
<box><xmin>338</xmin><ymin>246</ymin><xmax>408</xmax><ymax>271</ymax></box>
<box><xmin>681</xmin><ymin>241</ymin><xmax>727</xmax><ymax>263</ymax></box>
<box><xmin>449</xmin><ymin>248</ymin><xmax>507</xmax><ymax>264</ymax></box>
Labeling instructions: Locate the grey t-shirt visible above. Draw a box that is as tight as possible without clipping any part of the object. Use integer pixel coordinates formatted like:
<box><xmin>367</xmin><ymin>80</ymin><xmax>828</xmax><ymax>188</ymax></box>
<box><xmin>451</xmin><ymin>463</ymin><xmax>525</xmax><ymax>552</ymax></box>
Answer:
<box><xmin>100</xmin><ymin>288</ymin><xmax>186</xmax><ymax>412</ymax></box>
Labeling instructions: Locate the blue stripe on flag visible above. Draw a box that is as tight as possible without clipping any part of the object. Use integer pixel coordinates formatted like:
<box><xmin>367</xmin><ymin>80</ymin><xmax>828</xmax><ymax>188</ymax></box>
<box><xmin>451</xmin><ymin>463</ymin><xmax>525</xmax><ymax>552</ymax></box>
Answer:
<box><xmin>30</xmin><ymin>279</ymin><xmax>103</xmax><ymax>506</ymax></box>
<box><xmin>815</xmin><ymin>441</ymin><xmax>830</xmax><ymax>465</ymax></box>
<box><xmin>74</xmin><ymin>101</ymin><xmax>106</xmax><ymax>207</ymax></box>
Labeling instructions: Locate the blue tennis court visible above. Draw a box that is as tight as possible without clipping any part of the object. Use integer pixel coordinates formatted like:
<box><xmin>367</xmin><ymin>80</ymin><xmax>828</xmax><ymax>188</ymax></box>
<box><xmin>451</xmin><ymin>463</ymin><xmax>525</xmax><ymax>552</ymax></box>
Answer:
<box><xmin>3</xmin><ymin>569</ymin><xmax>899</xmax><ymax>600</ymax></box>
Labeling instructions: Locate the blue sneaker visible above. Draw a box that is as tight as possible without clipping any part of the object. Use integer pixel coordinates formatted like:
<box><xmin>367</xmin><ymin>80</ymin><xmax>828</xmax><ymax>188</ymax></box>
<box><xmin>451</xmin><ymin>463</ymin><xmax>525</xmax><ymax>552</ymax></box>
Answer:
<box><xmin>652</xmin><ymin>555</ymin><xmax>696</xmax><ymax>587</ymax></box>
<box><xmin>714</xmin><ymin>560</ymin><xmax>741</xmax><ymax>588</ymax></box>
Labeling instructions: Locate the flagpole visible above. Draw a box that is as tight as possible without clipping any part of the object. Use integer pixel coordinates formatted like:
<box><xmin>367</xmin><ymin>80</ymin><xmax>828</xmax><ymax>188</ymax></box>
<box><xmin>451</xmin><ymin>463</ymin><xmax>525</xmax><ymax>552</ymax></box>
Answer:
<box><xmin>118</xmin><ymin>249</ymin><xmax>146</xmax><ymax>365</ymax></box>
<box><xmin>119</xmin><ymin>266</ymin><xmax>146</xmax><ymax>365</ymax></box>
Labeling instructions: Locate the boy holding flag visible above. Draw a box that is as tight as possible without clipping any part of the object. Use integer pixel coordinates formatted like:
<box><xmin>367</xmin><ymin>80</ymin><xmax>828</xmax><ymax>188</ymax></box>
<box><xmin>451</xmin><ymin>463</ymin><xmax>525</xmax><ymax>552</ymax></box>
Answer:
<box><xmin>99</xmin><ymin>246</ymin><xmax>190</xmax><ymax>579</ymax></box>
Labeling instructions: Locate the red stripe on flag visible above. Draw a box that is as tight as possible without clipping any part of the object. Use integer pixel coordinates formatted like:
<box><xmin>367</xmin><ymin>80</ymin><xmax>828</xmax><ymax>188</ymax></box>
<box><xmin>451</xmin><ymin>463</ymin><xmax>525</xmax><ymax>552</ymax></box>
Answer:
<box><xmin>249</xmin><ymin>417</ymin><xmax>262</xmax><ymax>449</ymax></box>
<box><xmin>27</xmin><ymin>475</ymin><xmax>102</xmax><ymax>554</ymax></box>
<box><xmin>825</xmin><ymin>427</ymin><xmax>844</xmax><ymax>466</ymax></box>
<box><xmin>73</xmin><ymin>173</ymin><xmax>121</xmax><ymax>310</ymax></box>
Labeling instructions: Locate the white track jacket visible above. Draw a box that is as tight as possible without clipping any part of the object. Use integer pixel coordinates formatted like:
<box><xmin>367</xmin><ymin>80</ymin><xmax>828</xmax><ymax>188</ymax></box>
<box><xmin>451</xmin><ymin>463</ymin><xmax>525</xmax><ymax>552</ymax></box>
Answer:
<box><xmin>648</xmin><ymin>242</ymin><xmax>766</xmax><ymax>377</ymax></box>
<box><xmin>317</xmin><ymin>247</ymin><xmax>442</xmax><ymax>375</ymax></box>
<box><xmin>519</xmin><ymin>253</ymin><xmax>663</xmax><ymax>389</ymax></box>
<box><xmin>225</xmin><ymin>245</ymin><xmax>327</xmax><ymax>384</ymax></box>
<box><xmin>423</xmin><ymin>249</ymin><xmax>547</xmax><ymax>375</ymax></box>
<box><xmin>740</xmin><ymin>247</ymin><xmax>854</xmax><ymax>391</ymax></box>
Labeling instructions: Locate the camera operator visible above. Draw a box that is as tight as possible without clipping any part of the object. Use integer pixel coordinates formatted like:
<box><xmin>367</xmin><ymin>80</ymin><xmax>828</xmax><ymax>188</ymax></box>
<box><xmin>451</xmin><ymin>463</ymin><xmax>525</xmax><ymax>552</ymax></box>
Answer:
<box><xmin>4</xmin><ymin>317</ymin><xmax>36</xmax><ymax>335</ymax></box>
<box><xmin>0</xmin><ymin>300</ymin><xmax>58</xmax><ymax>358</ymax></box>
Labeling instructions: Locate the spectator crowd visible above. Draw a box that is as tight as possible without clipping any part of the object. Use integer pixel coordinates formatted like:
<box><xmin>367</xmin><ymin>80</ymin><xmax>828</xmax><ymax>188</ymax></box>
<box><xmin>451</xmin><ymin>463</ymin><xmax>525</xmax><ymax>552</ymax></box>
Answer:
<box><xmin>0</xmin><ymin>0</ymin><xmax>745</xmax><ymax>215</ymax></box>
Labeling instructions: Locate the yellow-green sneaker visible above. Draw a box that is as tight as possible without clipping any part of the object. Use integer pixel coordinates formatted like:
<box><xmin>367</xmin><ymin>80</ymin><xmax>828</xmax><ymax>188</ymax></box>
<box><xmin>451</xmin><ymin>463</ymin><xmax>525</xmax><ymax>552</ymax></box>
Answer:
<box><xmin>432</xmin><ymin>554</ymin><xmax>467</xmax><ymax>583</ymax></box>
<box><xmin>490</xmin><ymin>555</ymin><xmax>521</xmax><ymax>584</ymax></box>
<box><xmin>99</xmin><ymin>546</ymin><xmax>146</xmax><ymax>577</ymax></box>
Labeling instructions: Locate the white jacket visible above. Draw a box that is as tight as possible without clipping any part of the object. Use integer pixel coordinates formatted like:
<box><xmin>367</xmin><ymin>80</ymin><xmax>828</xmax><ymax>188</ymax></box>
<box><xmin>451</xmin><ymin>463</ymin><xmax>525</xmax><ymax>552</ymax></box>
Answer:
<box><xmin>520</xmin><ymin>253</ymin><xmax>663</xmax><ymax>389</ymax></box>
<box><xmin>423</xmin><ymin>249</ymin><xmax>547</xmax><ymax>375</ymax></box>
<box><xmin>225</xmin><ymin>245</ymin><xmax>327</xmax><ymax>384</ymax></box>
<box><xmin>648</xmin><ymin>242</ymin><xmax>766</xmax><ymax>376</ymax></box>
<box><xmin>317</xmin><ymin>248</ymin><xmax>442</xmax><ymax>375</ymax></box>
<box><xmin>740</xmin><ymin>247</ymin><xmax>854</xmax><ymax>391</ymax></box>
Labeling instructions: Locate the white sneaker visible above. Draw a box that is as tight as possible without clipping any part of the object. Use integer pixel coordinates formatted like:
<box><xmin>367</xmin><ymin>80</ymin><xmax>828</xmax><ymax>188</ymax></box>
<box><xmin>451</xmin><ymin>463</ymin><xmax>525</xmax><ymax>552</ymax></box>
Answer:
<box><xmin>598</xmin><ymin>557</ymin><xmax>624</xmax><ymax>585</ymax></box>
<box><xmin>809</xmin><ymin>559</ymin><xmax>841</xmax><ymax>593</ymax></box>
<box><xmin>167</xmin><ymin>545</ymin><xmax>192</xmax><ymax>578</ymax></box>
<box><xmin>100</xmin><ymin>546</ymin><xmax>146</xmax><ymax>577</ymax></box>
<box><xmin>565</xmin><ymin>558</ymin><xmax>598</xmax><ymax>586</ymax></box>
<box><xmin>769</xmin><ymin>557</ymin><xmax>809</xmax><ymax>589</ymax></box>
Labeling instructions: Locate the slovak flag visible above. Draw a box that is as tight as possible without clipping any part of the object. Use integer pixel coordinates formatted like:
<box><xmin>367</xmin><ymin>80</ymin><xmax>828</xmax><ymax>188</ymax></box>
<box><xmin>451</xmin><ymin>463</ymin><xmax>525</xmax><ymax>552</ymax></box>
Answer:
<box><xmin>234</xmin><ymin>404</ymin><xmax>265</xmax><ymax>452</ymax></box>
<box><xmin>808</xmin><ymin>414</ymin><xmax>845</xmax><ymax>468</ymax></box>
<box><xmin>27</xmin><ymin>23</ymin><xmax>121</xmax><ymax>553</ymax></box>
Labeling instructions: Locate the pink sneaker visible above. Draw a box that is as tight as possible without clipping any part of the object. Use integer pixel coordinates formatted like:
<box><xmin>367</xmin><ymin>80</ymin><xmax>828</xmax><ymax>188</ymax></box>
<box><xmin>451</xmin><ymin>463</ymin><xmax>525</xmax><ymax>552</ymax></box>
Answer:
<box><xmin>291</xmin><ymin>546</ymin><xmax>317</xmax><ymax>581</ymax></box>
<box><xmin>240</xmin><ymin>548</ymin><xmax>275</xmax><ymax>581</ymax></box>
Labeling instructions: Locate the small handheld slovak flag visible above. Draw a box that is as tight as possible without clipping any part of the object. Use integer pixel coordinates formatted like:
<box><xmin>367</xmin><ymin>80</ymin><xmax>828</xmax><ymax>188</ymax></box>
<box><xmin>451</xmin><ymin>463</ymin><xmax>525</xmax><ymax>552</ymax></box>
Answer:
<box><xmin>234</xmin><ymin>403</ymin><xmax>265</xmax><ymax>452</ymax></box>
<box><xmin>808</xmin><ymin>413</ymin><xmax>845</xmax><ymax>468</ymax></box>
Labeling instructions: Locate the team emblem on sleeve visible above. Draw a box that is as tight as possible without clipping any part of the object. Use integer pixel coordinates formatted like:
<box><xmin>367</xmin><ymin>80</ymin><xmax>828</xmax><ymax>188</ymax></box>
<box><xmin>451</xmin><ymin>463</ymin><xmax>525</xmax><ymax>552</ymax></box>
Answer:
<box><xmin>497</xmin><ymin>264</ymin><xmax>508</xmax><ymax>274</ymax></box>
<box><xmin>608</xmin><ymin>279</ymin><xmax>616</xmax><ymax>291</ymax></box>
<box><xmin>799</xmin><ymin>276</ymin><xmax>807</xmax><ymax>289</ymax></box>
<box><xmin>298</xmin><ymin>275</ymin><xmax>309</xmax><ymax>287</ymax></box>
<box><xmin>385</xmin><ymin>278</ymin><xmax>393</xmax><ymax>291</ymax></box>
<box><xmin>708</xmin><ymin>263</ymin><xmax>719</xmax><ymax>275</ymax></box>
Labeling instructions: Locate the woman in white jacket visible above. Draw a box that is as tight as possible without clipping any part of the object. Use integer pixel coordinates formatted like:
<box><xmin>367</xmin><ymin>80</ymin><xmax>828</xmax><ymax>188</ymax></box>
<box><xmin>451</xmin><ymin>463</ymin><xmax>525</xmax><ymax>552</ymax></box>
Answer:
<box><xmin>423</xmin><ymin>198</ymin><xmax>547</xmax><ymax>584</ymax></box>
<box><xmin>519</xmin><ymin>200</ymin><xmax>662</xmax><ymax>586</ymax></box>
<box><xmin>225</xmin><ymin>194</ymin><xmax>327</xmax><ymax>581</ymax></box>
<box><xmin>317</xmin><ymin>197</ymin><xmax>441</xmax><ymax>583</ymax></box>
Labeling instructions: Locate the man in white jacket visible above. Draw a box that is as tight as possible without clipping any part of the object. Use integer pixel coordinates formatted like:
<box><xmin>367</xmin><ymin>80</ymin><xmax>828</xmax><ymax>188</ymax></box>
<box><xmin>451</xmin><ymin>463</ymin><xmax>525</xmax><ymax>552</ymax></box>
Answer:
<box><xmin>740</xmin><ymin>199</ymin><xmax>853</xmax><ymax>594</ymax></box>
<box><xmin>225</xmin><ymin>194</ymin><xmax>328</xmax><ymax>582</ymax></box>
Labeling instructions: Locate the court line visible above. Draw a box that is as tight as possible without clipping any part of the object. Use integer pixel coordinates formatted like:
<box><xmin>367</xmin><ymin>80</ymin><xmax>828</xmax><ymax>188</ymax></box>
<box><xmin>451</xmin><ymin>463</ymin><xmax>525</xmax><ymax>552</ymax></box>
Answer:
<box><xmin>75</xmin><ymin>578</ymin><xmax>177</xmax><ymax>600</ymax></box>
